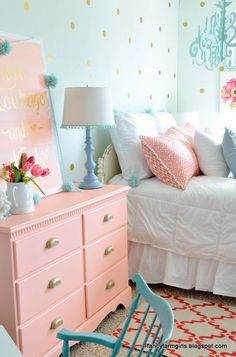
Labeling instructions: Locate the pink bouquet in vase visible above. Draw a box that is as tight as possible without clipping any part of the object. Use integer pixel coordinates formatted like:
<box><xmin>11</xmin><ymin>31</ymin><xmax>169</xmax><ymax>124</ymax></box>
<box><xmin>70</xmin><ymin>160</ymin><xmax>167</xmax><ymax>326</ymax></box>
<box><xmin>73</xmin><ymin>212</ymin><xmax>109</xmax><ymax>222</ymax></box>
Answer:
<box><xmin>1</xmin><ymin>153</ymin><xmax>50</xmax><ymax>195</ymax></box>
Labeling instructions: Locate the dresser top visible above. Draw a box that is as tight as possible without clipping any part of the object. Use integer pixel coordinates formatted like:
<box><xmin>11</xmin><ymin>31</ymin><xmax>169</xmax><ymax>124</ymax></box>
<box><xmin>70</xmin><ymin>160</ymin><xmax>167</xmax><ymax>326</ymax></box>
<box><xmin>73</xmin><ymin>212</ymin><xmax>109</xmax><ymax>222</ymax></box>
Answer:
<box><xmin>0</xmin><ymin>184</ymin><xmax>129</xmax><ymax>233</ymax></box>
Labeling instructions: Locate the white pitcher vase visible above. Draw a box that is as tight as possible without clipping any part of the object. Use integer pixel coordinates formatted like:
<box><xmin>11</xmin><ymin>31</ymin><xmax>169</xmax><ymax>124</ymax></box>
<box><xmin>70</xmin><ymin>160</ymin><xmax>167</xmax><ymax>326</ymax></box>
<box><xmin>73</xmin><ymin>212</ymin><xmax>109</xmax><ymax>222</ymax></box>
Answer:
<box><xmin>6</xmin><ymin>182</ymin><xmax>35</xmax><ymax>214</ymax></box>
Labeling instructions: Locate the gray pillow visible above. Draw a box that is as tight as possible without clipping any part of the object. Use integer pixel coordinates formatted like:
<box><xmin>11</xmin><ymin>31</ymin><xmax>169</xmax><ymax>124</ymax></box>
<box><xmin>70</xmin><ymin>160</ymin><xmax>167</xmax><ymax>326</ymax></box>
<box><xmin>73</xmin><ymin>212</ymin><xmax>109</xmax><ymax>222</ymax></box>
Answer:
<box><xmin>222</xmin><ymin>128</ymin><xmax>236</xmax><ymax>178</ymax></box>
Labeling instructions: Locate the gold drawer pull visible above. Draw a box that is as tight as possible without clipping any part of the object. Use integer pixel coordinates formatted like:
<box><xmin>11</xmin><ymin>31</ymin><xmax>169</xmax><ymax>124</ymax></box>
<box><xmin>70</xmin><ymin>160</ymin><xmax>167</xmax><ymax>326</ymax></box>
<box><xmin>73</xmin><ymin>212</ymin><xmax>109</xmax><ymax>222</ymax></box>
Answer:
<box><xmin>48</xmin><ymin>277</ymin><xmax>62</xmax><ymax>289</ymax></box>
<box><xmin>50</xmin><ymin>317</ymin><xmax>63</xmax><ymax>330</ymax></box>
<box><xmin>104</xmin><ymin>245</ymin><xmax>114</xmax><ymax>256</ymax></box>
<box><xmin>104</xmin><ymin>213</ymin><xmax>114</xmax><ymax>222</ymax></box>
<box><xmin>106</xmin><ymin>280</ymin><xmax>115</xmax><ymax>290</ymax></box>
<box><xmin>45</xmin><ymin>238</ymin><xmax>60</xmax><ymax>249</ymax></box>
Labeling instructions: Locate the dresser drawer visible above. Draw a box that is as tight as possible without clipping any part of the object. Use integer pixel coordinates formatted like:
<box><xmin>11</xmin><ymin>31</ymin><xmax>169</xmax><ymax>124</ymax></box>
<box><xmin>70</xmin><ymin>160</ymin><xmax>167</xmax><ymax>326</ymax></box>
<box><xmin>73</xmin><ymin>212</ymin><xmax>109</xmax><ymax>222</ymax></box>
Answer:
<box><xmin>83</xmin><ymin>198</ymin><xmax>127</xmax><ymax>244</ymax></box>
<box><xmin>16</xmin><ymin>250</ymin><xmax>83</xmax><ymax>324</ymax></box>
<box><xmin>14</xmin><ymin>217</ymin><xmax>82</xmax><ymax>278</ymax></box>
<box><xmin>19</xmin><ymin>288</ymin><xmax>85</xmax><ymax>357</ymax></box>
<box><xmin>86</xmin><ymin>257</ymin><xmax>128</xmax><ymax>318</ymax></box>
<box><xmin>85</xmin><ymin>227</ymin><xmax>127</xmax><ymax>282</ymax></box>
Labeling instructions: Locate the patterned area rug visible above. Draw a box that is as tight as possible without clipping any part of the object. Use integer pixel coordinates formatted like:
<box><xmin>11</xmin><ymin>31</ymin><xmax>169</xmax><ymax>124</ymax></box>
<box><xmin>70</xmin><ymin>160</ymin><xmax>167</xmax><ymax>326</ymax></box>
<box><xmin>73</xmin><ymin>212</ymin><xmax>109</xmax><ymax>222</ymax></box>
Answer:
<box><xmin>112</xmin><ymin>295</ymin><xmax>236</xmax><ymax>356</ymax></box>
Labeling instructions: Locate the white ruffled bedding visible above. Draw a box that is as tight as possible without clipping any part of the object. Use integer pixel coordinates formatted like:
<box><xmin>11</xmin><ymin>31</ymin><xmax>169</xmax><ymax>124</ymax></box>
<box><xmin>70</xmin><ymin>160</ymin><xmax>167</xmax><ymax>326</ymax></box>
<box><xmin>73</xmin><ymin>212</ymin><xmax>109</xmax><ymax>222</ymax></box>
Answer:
<box><xmin>110</xmin><ymin>174</ymin><xmax>236</xmax><ymax>296</ymax></box>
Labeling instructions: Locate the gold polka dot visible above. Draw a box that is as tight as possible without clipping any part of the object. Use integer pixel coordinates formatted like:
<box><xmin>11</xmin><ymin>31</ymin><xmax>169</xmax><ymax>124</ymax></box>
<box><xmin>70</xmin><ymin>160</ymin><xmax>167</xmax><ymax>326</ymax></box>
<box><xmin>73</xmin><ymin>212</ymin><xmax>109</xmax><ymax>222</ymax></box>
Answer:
<box><xmin>158</xmin><ymin>70</ymin><xmax>161</xmax><ymax>75</ymax></box>
<box><xmin>168</xmin><ymin>48</ymin><xmax>170</xmax><ymax>53</ymax></box>
<box><xmin>150</xmin><ymin>42</ymin><xmax>154</xmax><ymax>48</ymax></box>
<box><xmin>86</xmin><ymin>59</ymin><xmax>91</xmax><ymax>67</ymax></box>
<box><xmin>138</xmin><ymin>69</ymin><xmax>142</xmax><ymax>75</ymax></box>
<box><xmin>140</xmin><ymin>17</ymin><xmax>143</xmax><ymax>23</ymax></box>
<box><xmin>70</xmin><ymin>21</ymin><xmax>75</xmax><ymax>30</ymax></box>
<box><xmin>149</xmin><ymin>94</ymin><xmax>153</xmax><ymax>101</ymax></box>
<box><xmin>70</xmin><ymin>163</ymin><xmax>75</xmax><ymax>171</ymax></box>
<box><xmin>116</xmin><ymin>8</ymin><xmax>120</xmax><ymax>15</ymax></box>
<box><xmin>86</xmin><ymin>0</ymin><xmax>91</xmax><ymax>5</ymax></box>
<box><xmin>183</xmin><ymin>21</ymin><xmax>188</xmax><ymax>27</ymax></box>
<box><xmin>159</xmin><ymin>26</ymin><xmax>162</xmax><ymax>32</ymax></box>
<box><xmin>128</xmin><ymin>37</ymin><xmax>132</xmax><ymax>44</ymax></box>
<box><xmin>200</xmin><ymin>88</ymin><xmax>205</xmax><ymax>94</ymax></box>
<box><xmin>167</xmin><ymin>93</ymin><xmax>170</xmax><ymax>99</ymax></box>
<box><xmin>174</xmin><ymin>73</ymin><xmax>176</xmax><ymax>79</ymax></box>
<box><xmin>169</xmin><ymin>2</ymin><xmax>171</xmax><ymax>7</ymax></box>
<box><xmin>219</xmin><ymin>66</ymin><xmax>225</xmax><ymax>72</ymax></box>
<box><xmin>128</xmin><ymin>92</ymin><xmax>131</xmax><ymax>99</ymax></box>
<box><xmin>47</xmin><ymin>52</ymin><xmax>53</xmax><ymax>61</ymax></box>
<box><xmin>115</xmin><ymin>68</ymin><xmax>120</xmax><ymax>75</ymax></box>
<box><xmin>102</xmin><ymin>30</ymin><xmax>107</xmax><ymax>37</ymax></box>
<box><xmin>200</xmin><ymin>1</ymin><xmax>205</xmax><ymax>7</ymax></box>
<box><xmin>23</xmin><ymin>2</ymin><xmax>30</xmax><ymax>11</ymax></box>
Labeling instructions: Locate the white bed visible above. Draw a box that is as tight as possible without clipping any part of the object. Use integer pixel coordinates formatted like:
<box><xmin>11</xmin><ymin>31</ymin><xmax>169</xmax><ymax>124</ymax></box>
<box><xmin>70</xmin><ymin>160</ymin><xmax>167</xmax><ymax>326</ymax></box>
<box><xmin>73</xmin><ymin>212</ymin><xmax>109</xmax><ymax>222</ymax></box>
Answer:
<box><xmin>98</xmin><ymin>145</ymin><xmax>236</xmax><ymax>298</ymax></box>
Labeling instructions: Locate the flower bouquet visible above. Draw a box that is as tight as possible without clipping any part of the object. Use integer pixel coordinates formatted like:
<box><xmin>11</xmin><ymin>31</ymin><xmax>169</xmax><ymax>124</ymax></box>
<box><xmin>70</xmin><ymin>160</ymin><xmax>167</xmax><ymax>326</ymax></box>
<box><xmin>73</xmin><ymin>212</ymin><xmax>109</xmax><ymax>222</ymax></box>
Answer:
<box><xmin>0</xmin><ymin>153</ymin><xmax>50</xmax><ymax>214</ymax></box>
<box><xmin>1</xmin><ymin>153</ymin><xmax>50</xmax><ymax>195</ymax></box>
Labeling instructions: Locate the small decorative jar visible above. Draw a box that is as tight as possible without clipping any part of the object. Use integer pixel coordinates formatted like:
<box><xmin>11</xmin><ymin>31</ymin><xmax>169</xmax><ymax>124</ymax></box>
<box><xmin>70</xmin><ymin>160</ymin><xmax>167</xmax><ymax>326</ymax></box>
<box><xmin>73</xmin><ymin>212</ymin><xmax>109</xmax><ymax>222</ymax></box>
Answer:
<box><xmin>6</xmin><ymin>182</ymin><xmax>35</xmax><ymax>214</ymax></box>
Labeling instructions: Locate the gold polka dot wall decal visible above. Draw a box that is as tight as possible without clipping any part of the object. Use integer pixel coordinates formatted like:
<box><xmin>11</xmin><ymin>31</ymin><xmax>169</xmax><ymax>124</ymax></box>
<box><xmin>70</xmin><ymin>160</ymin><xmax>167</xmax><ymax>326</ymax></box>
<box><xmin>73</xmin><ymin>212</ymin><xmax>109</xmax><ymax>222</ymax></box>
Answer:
<box><xmin>86</xmin><ymin>59</ymin><xmax>91</xmax><ymax>67</ymax></box>
<box><xmin>128</xmin><ymin>92</ymin><xmax>131</xmax><ymax>99</ymax></box>
<box><xmin>138</xmin><ymin>69</ymin><xmax>142</xmax><ymax>75</ymax></box>
<box><xmin>115</xmin><ymin>68</ymin><xmax>120</xmax><ymax>75</ymax></box>
<box><xmin>158</xmin><ymin>70</ymin><xmax>161</xmax><ymax>75</ymax></box>
<box><xmin>23</xmin><ymin>2</ymin><xmax>30</xmax><ymax>11</ymax></box>
<box><xmin>70</xmin><ymin>163</ymin><xmax>75</xmax><ymax>171</ymax></box>
<box><xmin>169</xmin><ymin>2</ymin><xmax>171</xmax><ymax>7</ymax></box>
<box><xmin>70</xmin><ymin>21</ymin><xmax>75</xmax><ymax>30</ymax></box>
<box><xmin>47</xmin><ymin>52</ymin><xmax>53</xmax><ymax>61</ymax></box>
<box><xmin>174</xmin><ymin>73</ymin><xmax>176</xmax><ymax>78</ymax></box>
<box><xmin>102</xmin><ymin>30</ymin><xmax>107</xmax><ymax>37</ymax></box>
<box><xmin>159</xmin><ymin>26</ymin><xmax>162</xmax><ymax>32</ymax></box>
<box><xmin>219</xmin><ymin>66</ymin><xmax>225</xmax><ymax>72</ymax></box>
<box><xmin>200</xmin><ymin>88</ymin><xmax>205</xmax><ymax>94</ymax></box>
<box><xmin>168</xmin><ymin>48</ymin><xmax>170</xmax><ymax>53</ymax></box>
<box><xmin>150</xmin><ymin>42</ymin><xmax>154</xmax><ymax>48</ymax></box>
<box><xmin>167</xmin><ymin>93</ymin><xmax>170</xmax><ymax>99</ymax></box>
<box><xmin>116</xmin><ymin>8</ymin><xmax>120</xmax><ymax>15</ymax></box>
<box><xmin>200</xmin><ymin>1</ymin><xmax>205</xmax><ymax>7</ymax></box>
<box><xmin>149</xmin><ymin>94</ymin><xmax>153</xmax><ymax>101</ymax></box>
<box><xmin>140</xmin><ymin>17</ymin><xmax>143</xmax><ymax>23</ymax></box>
<box><xmin>183</xmin><ymin>21</ymin><xmax>188</xmax><ymax>27</ymax></box>
<box><xmin>86</xmin><ymin>0</ymin><xmax>91</xmax><ymax>5</ymax></box>
<box><xmin>128</xmin><ymin>37</ymin><xmax>132</xmax><ymax>44</ymax></box>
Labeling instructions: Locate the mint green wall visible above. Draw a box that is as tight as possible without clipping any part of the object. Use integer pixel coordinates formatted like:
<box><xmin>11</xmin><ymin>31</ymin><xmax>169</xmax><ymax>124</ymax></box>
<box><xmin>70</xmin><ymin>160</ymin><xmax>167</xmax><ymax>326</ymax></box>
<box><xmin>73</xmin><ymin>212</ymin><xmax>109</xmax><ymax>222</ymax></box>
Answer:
<box><xmin>0</xmin><ymin>0</ymin><xmax>178</xmax><ymax>181</ymax></box>
<box><xmin>177</xmin><ymin>0</ymin><xmax>236</xmax><ymax>132</ymax></box>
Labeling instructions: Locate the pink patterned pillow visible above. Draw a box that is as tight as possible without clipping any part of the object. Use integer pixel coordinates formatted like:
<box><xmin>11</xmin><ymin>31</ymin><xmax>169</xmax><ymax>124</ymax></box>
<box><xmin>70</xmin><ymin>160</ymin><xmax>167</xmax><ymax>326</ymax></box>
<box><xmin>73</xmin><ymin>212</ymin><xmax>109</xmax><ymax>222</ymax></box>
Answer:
<box><xmin>140</xmin><ymin>131</ymin><xmax>200</xmax><ymax>190</ymax></box>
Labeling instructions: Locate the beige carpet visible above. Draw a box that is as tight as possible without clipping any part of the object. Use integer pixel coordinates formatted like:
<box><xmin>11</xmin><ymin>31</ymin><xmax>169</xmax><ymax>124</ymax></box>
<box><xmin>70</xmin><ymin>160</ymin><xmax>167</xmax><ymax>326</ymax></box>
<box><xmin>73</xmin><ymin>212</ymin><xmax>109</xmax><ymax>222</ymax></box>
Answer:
<box><xmin>69</xmin><ymin>284</ymin><xmax>236</xmax><ymax>356</ymax></box>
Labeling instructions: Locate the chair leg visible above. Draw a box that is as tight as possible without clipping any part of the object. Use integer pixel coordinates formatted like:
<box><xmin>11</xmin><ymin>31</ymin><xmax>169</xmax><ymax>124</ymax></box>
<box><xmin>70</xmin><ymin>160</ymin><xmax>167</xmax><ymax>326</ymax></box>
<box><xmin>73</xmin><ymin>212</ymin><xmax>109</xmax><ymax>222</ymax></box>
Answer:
<box><xmin>62</xmin><ymin>341</ymin><xmax>69</xmax><ymax>357</ymax></box>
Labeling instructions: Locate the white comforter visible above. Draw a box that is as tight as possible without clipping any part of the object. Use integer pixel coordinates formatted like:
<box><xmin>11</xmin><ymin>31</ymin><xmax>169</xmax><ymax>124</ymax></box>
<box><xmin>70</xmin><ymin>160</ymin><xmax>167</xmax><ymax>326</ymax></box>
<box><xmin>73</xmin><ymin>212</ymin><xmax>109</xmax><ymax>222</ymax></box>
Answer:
<box><xmin>110</xmin><ymin>175</ymin><xmax>236</xmax><ymax>264</ymax></box>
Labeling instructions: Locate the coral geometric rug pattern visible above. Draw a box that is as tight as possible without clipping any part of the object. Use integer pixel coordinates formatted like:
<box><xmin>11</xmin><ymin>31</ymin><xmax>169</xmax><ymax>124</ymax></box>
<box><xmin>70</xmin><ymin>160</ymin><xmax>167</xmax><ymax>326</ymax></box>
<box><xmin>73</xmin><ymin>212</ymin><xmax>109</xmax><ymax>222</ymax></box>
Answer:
<box><xmin>113</xmin><ymin>294</ymin><xmax>236</xmax><ymax>356</ymax></box>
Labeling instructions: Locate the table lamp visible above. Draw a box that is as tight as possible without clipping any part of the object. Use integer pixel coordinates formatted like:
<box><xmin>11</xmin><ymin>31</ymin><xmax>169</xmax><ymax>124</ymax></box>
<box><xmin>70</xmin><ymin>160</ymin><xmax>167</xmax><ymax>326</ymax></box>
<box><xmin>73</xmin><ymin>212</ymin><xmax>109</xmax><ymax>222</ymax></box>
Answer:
<box><xmin>61</xmin><ymin>87</ymin><xmax>115</xmax><ymax>189</ymax></box>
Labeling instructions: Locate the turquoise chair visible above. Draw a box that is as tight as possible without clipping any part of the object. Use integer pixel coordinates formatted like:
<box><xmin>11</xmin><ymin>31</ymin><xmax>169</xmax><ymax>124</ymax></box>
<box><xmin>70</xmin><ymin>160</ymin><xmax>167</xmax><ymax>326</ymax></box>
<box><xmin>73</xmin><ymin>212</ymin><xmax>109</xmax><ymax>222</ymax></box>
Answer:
<box><xmin>57</xmin><ymin>273</ymin><xmax>174</xmax><ymax>357</ymax></box>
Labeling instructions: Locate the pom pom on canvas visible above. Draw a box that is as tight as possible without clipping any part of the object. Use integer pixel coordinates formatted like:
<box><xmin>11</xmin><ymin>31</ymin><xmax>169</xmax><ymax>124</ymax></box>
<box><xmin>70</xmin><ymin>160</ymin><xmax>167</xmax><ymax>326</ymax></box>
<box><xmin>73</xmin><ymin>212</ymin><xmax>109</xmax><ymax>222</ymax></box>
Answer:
<box><xmin>44</xmin><ymin>74</ymin><xmax>58</xmax><ymax>88</ymax></box>
<box><xmin>33</xmin><ymin>193</ymin><xmax>41</xmax><ymax>205</ymax></box>
<box><xmin>128</xmin><ymin>176</ymin><xmax>140</xmax><ymax>188</ymax></box>
<box><xmin>0</xmin><ymin>40</ymin><xmax>12</xmax><ymax>56</ymax></box>
<box><xmin>63</xmin><ymin>181</ymin><xmax>80</xmax><ymax>192</ymax></box>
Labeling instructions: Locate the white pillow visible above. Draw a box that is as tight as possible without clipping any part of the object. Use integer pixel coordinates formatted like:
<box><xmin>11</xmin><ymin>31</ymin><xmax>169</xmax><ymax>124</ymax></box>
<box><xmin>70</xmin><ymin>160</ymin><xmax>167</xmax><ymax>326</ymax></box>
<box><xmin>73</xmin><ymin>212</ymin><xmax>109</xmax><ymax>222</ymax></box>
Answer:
<box><xmin>194</xmin><ymin>130</ymin><xmax>229</xmax><ymax>177</ymax></box>
<box><xmin>109</xmin><ymin>111</ymin><xmax>158</xmax><ymax>180</ymax></box>
<box><xmin>150</xmin><ymin>111</ymin><xmax>177</xmax><ymax>134</ymax></box>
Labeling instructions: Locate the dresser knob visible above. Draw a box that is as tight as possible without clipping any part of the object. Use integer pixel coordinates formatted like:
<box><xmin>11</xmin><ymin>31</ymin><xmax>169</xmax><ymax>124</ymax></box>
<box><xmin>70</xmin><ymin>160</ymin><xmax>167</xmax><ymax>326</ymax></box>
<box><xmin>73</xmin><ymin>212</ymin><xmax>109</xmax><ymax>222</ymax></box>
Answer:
<box><xmin>104</xmin><ymin>245</ymin><xmax>114</xmax><ymax>255</ymax></box>
<box><xmin>50</xmin><ymin>317</ymin><xmax>63</xmax><ymax>330</ymax></box>
<box><xmin>45</xmin><ymin>238</ymin><xmax>60</xmax><ymax>249</ymax></box>
<box><xmin>48</xmin><ymin>277</ymin><xmax>62</xmax><ymax>289</ymax></box>
<box><xmin>103</xmin><ymin>213</ymin><xmax>113</xmax><ymax>222</ymax></box>
<box><xmin>106</xmin><ymin>280</ymin><xmax>115</xmax><ymax>290</ymax></box>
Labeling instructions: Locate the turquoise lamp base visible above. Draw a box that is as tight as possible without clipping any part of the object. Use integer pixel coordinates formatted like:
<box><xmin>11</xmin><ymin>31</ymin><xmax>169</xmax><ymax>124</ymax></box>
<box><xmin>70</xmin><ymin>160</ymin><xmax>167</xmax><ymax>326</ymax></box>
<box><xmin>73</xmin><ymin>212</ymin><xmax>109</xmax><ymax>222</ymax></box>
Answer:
<box><xmin>79</xmin><ymin>127</ymin><xmax>103</xmax><ymax>190</ymax></box>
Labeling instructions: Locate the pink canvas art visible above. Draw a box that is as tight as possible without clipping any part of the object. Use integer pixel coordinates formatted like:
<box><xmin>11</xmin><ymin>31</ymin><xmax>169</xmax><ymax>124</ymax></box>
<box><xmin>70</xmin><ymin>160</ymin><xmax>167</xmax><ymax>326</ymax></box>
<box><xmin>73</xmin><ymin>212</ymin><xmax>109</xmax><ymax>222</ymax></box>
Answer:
<box><xmin>0</xmin><ymin>33</ymin><xmax>62</xmax><ymax>195</ymax></box>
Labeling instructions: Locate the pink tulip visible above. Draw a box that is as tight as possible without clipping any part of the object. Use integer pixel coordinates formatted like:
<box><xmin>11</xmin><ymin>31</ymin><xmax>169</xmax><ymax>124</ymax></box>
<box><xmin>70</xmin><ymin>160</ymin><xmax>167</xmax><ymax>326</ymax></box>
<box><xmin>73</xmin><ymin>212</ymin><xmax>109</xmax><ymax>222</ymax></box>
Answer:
<box><xmin>31</xmin><ymin>164</ymin><xmax>43</xmax><ymax>177</ymax></box>
<box><xmin>27</xmin><ymin>156</ymin><xmax>35</xmax><ymax>165</ymax></box>
<box><xmin>9</xmin><ymin>172</ymin><xmax>14</xmax><ymax>182</ymax></box>
<box><xmin>19</xmin><ymin>152</ymin><xmax>27</xmax><ymax>168</ymax></box>
<box><xmin>5</xmin><ymin>165</ymin><xmax>12</xmax><ymax>172</ymax></box>
<box><xmin>22</xmin><ymin>161</ymin><xmax>33</xmax><ymax>172</ymax></box>
<box><xmin>41</xmin><ymin>168</ymin><xmax>50</xmax><ymax>177</ymax></box>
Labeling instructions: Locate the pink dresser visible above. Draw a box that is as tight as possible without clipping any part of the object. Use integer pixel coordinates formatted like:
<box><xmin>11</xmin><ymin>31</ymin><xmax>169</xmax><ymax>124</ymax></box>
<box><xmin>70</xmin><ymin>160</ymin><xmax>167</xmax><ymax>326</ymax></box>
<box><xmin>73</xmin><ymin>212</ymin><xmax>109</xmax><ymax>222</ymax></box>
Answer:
<box><xmin>0</xmin><ymin>185</ymin><xmax>131</xmax><ymax>357</ymax></box>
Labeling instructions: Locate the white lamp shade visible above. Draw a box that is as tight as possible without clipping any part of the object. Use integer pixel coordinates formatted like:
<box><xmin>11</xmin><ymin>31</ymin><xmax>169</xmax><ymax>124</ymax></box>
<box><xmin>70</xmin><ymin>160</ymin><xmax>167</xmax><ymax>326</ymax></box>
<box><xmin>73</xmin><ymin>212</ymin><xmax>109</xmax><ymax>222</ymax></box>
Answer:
<box><xmin>61</xmin><ymin>87</ymin><xmax>115</xmax><ymax>128</ymax></box>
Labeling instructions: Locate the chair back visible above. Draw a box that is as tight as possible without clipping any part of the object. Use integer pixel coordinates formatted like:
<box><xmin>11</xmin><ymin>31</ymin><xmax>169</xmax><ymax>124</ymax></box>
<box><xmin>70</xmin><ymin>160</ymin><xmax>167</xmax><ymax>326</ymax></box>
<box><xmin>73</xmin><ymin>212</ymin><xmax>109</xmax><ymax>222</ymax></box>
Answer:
<box><xmin>112</xmin><ymin>273</ymin><xmax>174</xmax><ymax>357</ymax></box>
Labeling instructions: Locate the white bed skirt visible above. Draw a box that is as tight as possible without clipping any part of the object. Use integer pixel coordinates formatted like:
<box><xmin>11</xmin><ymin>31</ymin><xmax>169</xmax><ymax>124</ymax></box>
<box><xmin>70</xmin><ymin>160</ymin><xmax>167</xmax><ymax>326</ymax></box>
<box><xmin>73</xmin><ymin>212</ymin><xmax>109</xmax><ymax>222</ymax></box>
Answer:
<box><xmin>128</xmin><ymin>241</ymin><xmax>236</xmax><ymax>298</ymax></box>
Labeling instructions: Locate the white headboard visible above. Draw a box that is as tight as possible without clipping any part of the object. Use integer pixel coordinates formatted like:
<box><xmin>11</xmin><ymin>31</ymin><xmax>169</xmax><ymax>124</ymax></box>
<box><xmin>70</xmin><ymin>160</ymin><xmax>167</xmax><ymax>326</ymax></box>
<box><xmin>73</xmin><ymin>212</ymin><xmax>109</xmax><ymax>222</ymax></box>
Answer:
<box><xmin>97</xmin><ymin>144</ymin><xmax>121</xmax><ymax>184</ymax></box>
